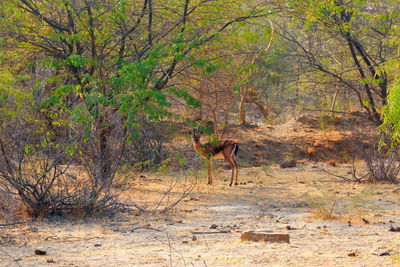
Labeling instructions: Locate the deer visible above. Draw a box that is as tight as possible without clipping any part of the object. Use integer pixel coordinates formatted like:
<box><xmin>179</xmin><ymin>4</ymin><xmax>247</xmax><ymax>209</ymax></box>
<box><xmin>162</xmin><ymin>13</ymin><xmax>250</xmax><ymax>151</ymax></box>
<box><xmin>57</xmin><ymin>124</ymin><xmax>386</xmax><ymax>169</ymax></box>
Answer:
<box><xmin>191</xmin><ymin>128</ymin><xmax>239</xmax><ymax>186</ymax></box>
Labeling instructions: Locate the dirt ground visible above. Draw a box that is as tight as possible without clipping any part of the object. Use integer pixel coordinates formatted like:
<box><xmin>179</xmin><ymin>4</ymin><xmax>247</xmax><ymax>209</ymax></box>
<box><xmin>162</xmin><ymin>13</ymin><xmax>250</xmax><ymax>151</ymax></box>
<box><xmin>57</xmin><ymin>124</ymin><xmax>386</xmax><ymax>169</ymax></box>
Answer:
<box><xmin>1</xmin><ymin>164</ymin><xmax>400</xmax><ymax>267</ymax></box>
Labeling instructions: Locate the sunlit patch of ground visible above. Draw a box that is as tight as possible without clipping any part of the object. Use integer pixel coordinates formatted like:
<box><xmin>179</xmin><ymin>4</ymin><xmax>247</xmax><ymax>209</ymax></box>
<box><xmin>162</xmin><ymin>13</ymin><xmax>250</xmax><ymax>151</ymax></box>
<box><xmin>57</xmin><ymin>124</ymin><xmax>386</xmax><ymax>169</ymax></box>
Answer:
<box><xmin>1</xmin><ymin>164</ymin><xmax>400</xmax><ymax>266</ymax></box>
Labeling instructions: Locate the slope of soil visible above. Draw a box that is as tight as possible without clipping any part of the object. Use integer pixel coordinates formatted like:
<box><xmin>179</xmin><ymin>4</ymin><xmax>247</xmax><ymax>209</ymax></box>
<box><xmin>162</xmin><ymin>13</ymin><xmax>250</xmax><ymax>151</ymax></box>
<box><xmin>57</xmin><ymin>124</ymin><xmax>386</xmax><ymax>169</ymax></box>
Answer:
<box><xmin>172</xmin><ymin>115</ymin><xmax>377</xmax><ymax>169</ymax></box>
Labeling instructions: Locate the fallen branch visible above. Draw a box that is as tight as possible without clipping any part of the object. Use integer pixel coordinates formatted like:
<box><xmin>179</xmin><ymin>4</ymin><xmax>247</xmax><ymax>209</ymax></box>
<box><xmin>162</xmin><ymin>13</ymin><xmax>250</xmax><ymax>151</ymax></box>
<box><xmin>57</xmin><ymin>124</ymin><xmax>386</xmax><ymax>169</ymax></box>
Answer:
<box><xmin>130</xmin><ymin>227</ymin><xmax>163</xmax><ymax>232</ymax></box>
<box><xmin>320</xmin><ymin>162</ymin><xmax>367</xmax><ymax>182</ymax></box>
<box><xmin>0</xmin><ymin>222</ymin><xmax>27</xmax><ymax>227</ymax></box>
<box><xmin>191</xmin><ymin>231</ymin><xmax>230</xmax><ymax>234</ymax></box>
<box><xmin>0</xmin><ymin>247</ymin><xmax>21</xmax><ymax>267</ymax></box>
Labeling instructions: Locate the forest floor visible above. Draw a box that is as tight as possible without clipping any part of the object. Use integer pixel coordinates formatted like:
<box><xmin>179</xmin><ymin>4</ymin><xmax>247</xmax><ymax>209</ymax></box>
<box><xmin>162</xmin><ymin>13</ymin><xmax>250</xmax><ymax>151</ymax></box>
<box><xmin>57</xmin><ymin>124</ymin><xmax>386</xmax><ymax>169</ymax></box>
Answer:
<box><xmin>1</xmin><ymin>115</ymin><xmax>400</xmax><ymax>267</ymax></box>
<box><xmin>1</xmin><ymin>164</ymin><xmax>400</xmax><ymax>267</ymax></box>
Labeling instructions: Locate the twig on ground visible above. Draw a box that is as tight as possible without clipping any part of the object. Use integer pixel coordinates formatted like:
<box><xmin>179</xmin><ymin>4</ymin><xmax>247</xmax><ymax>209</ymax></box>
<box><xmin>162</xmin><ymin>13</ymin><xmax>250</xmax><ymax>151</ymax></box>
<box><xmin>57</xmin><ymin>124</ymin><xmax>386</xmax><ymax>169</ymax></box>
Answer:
<box><xmin>320</xmin><ymin>167</ymin><xmax>366</xmax><ymax>182</ymax></box>
<box><xmin>164</xmin><ymin>231</ymin><xmax>187</xmax><ymax>267</ymax></box>
<box><xmin>0</xmin><ymin>247</ymin><xmax>21</xmax><ymax>267</ymax></box>
<box><xmin>191</xmin><ymin>231</ymin><xmax>231</xmax><ymax>234</ymax></box>
<box><xmin>166</xmin><ymin>231</ymin><xmax>173</xmax><ymax>267</ymax></box>
<box><xmin>0</xmin><ymin>222</ymin><xmax>27</xmax><ymax>227</ymax></box>
<box><xmin>130</xmin><ymin>227</ymin><xmax>163</xmax><ymax>232</ymax></box>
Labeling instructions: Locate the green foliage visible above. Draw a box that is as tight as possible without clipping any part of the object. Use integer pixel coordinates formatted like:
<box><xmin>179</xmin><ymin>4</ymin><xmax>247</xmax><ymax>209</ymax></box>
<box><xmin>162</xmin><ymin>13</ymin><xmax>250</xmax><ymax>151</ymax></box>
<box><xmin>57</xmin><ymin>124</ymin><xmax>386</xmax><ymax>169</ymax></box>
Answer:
<box><xmin>318</xmin><ymin>115</ymin><xmax>338</xmax><ymax>131</ymax></box>
<box><xmin>381</xmin><ymin>79</ymin><xmax>400</xmax><ymax>146</ymax></box>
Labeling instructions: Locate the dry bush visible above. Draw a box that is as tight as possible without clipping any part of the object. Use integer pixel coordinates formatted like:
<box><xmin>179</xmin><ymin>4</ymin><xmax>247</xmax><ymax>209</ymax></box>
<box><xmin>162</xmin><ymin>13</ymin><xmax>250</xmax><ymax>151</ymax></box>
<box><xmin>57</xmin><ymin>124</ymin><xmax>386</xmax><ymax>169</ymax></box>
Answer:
<box><xmin>363</xmin><ymin>145</ymin><xmax>400</xmax><ymax>183</ymax></box>
<box><xmin>303</xmin><ymin>190</ymin><xmax>341</xmax><ymax>220</ymax></box>
<box><xmin>0</xmin><ymin>121</ymin><xmax>124</xmax><ymax>217</ymax></box>
<box><xmin>303</xmin><ymin>188</ymin><xmax>376</xmax><ymax>221</ymax></box>
<box><xmin>0</xmin><ymin>190</ymin><xmax>24</xmax><ymax>223</ymax></box>
<box><xmin>327</xmin><ymin>117</ymin><xmax>400</xmax><ymax>183</ymax></box>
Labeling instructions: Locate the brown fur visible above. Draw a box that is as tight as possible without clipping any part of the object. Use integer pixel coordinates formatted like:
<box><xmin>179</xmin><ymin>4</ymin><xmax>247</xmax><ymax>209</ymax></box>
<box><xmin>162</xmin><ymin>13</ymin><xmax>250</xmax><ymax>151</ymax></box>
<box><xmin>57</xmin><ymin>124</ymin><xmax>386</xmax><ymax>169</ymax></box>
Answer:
<box><xmin>192</xmin><ymin>130</ymin><xmax>239</xmax><ymax>186</ymax></box>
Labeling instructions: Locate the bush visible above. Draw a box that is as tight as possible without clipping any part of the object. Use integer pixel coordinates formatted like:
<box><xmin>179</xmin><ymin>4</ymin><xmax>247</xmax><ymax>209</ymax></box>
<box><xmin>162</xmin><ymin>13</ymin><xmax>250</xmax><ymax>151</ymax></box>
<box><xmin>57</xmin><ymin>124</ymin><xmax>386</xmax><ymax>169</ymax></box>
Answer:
<box><xmin>363</xmin><ymin>146</ymin><xmax>400</xmax><ymax>183</ymax></box>
<box><xmin>0</xmin><ymin>121</ymin><xmax>123</xmax><ymax>217</ymax></box>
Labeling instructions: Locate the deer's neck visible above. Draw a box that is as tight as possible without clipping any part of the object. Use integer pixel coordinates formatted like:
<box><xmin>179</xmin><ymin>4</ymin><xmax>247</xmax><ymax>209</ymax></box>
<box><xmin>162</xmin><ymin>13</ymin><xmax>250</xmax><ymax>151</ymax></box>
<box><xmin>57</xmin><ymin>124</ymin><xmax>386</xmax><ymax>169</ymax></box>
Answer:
<box><xmin>193</xmin><ymin>141</ymin><xmax>202</xmax><ymax>154</ymax></box>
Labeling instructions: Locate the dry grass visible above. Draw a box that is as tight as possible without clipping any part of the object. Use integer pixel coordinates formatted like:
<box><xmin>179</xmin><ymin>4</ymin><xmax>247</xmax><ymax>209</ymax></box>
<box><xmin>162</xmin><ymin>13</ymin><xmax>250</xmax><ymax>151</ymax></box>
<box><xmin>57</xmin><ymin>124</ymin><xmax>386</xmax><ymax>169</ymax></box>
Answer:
<box><xmin>1</xmin><ymin>164</ymin><xmax>399</xmax><ymax>266</ymax></box>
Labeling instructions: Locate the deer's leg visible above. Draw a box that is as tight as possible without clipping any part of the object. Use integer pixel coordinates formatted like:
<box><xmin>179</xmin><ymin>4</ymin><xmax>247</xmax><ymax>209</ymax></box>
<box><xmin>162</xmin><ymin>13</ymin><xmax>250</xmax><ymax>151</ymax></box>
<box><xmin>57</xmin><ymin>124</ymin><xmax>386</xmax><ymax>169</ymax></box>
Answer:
<box><xmin>230</xmin><ymin>153</ymin><xmax>239</xmax><ymax>186</ymax></box>
<box><xmin>224</xmin><ymin>156</ymin><xmax>235</xmax><ymax>187</ymax></box>
<box><xmin>230</xmin><ymin>163</ymin><xmax>235</xmax><ymax>186</ymax></box>
<box><xmin>207</xmin><ymin>159</ymin><xmax>212</xmax><ymax>185</ymax></box>
<box><xmin>234</xmin><ymin>158</ymin><xmax>239</xmax><ymax>185</ymax></box>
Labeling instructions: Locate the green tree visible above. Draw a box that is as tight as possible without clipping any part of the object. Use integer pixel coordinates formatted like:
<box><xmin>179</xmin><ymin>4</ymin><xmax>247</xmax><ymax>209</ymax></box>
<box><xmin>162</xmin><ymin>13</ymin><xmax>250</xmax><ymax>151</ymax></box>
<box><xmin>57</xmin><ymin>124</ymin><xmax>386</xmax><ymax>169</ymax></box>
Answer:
<box><xmin>0</xmin><ymin>0</ymin><xmax>266</xmax><ymax>199</ymax></box>
<box><xmin>278</xmin><ymin>0</ymin><xmax>400</xmax><ymax>125</ymax></box>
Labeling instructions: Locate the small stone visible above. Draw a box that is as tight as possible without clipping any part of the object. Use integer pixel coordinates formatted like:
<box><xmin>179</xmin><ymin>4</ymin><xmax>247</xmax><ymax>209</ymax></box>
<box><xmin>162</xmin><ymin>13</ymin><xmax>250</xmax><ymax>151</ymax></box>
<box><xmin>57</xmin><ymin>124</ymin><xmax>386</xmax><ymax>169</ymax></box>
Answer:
<box><xmin>389</xmin><ymin>226</ymin><xmax>400</xmax><ymax>232</ymax></box>
<box><xmin>28</xmin><ymin>226</ymin><xmax>38</xmax><ymax>232</ymax></box>
<box><xmin>326</xmin><ymin>159</ymin><xmax>337</xmax><ymax>167</ymax></box>
<box><xmin>35</xmin><ymin>249</ymin><xmax>47</xmax><ymax>255</ymax></box>
<box><xmin>47</xmin><ymin>258</ymin><xmax>55</xmax><ymax>263</ymax></box>
<box><xmin>362</xmin><ymin>218</ymin><xmax>370</xmax><ymax>224</ymax></box>
<box><xmin>210</xmin><ymin>224</ymin><xmax>218</xmax><ymax>229</ymax></box>
<box><xmin>348</xmin><ymin>252</ymin><xmax>356</xmax><ymax>257</ymax></box>
<box><xmin>94</xmin><ymin>244</ymin><xmax>102</xmax><ymax>247</ymax></box>
<box><xmin>192</xmin><ymin>236</ymin><xmax>197</xmax><ymax>241</ymax></box>
<box><xmin>280</xmin><ymin>160</ymin><xmax>297</xmax><ymax>168</ymax></box>
<box><xmin>182</xmin><ymin>240</ymin><xmax>189</xmax><ymax>244</ymax></box>
<box><xmin>376</xmin><ymin>251</ymin><xmax>391</xmax><ymax>256</ymax></box>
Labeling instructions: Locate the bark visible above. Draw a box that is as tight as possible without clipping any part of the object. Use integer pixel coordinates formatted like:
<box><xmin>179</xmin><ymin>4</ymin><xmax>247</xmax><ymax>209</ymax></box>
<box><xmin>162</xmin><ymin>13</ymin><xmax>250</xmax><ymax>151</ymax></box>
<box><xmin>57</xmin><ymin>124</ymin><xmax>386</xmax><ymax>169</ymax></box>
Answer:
<box><xmin>239</xmin><ymin>85</ymin><xmax>248</xmax><ymax>125</ymax></box>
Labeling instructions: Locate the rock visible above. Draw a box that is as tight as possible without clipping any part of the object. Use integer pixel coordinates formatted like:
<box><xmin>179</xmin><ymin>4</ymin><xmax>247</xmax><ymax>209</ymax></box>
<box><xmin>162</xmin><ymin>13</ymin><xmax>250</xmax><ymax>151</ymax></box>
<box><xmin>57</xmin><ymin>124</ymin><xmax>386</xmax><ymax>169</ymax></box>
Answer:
<box><xmin>34</xmin><ymin>249</ymin><xmax>47</xmax><ymax>255</ymax></box>
<box><xmin>347</xmin><ymin>252</ymin><xmax>356</xmax><ymax>257</ymax></box>
<box><xmin>374</xmin><ymin>251</ymin><xmax>390</xmax><ymax>256</ymax></box>
<box><xmin>362</xmin><ymin>218</ymin><xmax>370</xmax><ymax>224</ymax></box>
<box><xmin>210</xmin><ymin>224</ymin><xmax>218</xmax><ymax>229</ymax></box>
<box><xmin>280</xmin><ymin>160</ymin><xmax>297</xmax><ymax>168</ymax></box>
<box><xmin>28</xmin><ymin>226</ymin><xmax>38</xmax><ymax>232</ymax></box>
<box><xmin>182</xmin><ymin>240</ymin><xmax>188</xmax><ymax>244</ymax></box>
<box><xmin>47</xmin><ymin>258</ymin><xmax>55</xmax><ymax>263</ymax></box>
<box><xmin>192</xmin><ymin>236</ymin><xmax>197</xmax><ymax>241</ymax></box>
<box><xmin>241</xmin><ymin>231</ymin><xmax>290</xmax><ymax>243</ymax></box>
<box><xmin>389</xmin><ymin>226</ymin><xmax>400</xmax><ymax>232</ymax></box>
<box><xmin>94</xmin><ymin>244</ymin><xmax>102</xmax><ymax>247</ymax></box>
<box><xmin>326</xmin><ymin>159</ymin><xmax>337</xmax><ymax>167</ymax></box>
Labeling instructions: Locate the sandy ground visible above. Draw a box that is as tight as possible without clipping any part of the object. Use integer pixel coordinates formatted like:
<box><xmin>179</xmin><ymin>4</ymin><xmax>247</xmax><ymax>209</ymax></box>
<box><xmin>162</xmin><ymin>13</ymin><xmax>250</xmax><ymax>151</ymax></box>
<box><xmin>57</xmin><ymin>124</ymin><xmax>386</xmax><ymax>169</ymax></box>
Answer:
<box><xmin>1</xmin><ymin>164</ymin><xmax>400</xmax><ymax>267</ymax></box>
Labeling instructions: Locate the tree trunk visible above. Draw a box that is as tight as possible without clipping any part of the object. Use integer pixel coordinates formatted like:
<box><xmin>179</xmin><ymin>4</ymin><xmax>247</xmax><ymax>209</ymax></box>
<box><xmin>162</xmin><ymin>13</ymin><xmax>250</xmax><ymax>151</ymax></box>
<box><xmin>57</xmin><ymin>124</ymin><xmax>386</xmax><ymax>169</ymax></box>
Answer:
<box><xmin>239</xmin><ymin>85</ymin><xmax>248</xmax><ymax>125</ymax></box>
<box><xmin>330</xmin><ymin>87</ymin><xmax>339</xmax><ymax>117</ymax></box>
<box><xmin>251</xmin><ymin>99</ymin><xmax>269</xmax><ymax>121</ymax></box>
<box><xmin>247</xmin><ymin>91</ymin><xmax>270</xmax><ymax>122</ymax></box>
<box><xmin>94</xmin><ymin>116</ymin><xmax>113</xmax><ymax>191</ymax></box>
